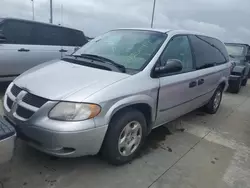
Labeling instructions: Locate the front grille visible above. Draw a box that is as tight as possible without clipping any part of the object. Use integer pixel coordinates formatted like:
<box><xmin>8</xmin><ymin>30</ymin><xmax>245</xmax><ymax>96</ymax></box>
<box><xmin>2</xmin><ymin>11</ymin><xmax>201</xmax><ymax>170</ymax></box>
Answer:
<box><xmin>22</xmin><ymin>93</ymin><xmax>48</xmax><ymax>108</ymax></box>
<box><xmin>5</xmin><ymin>84</ymin><xmax>49</xmax><ymax>121</ymax></box>
<box><xmin>16</xmin><ymin>106</ymin><xmax>34</xmax><ymax>119</ymax></box>
<box><xmin>11</xmin><ymin>84</ymin><xmax>22</xmax><ymax>97</ymax></box>
<box><xmin>6</xmin><ymin>97</ymin><xmax>13</xmax><ymax>109</ymax></box>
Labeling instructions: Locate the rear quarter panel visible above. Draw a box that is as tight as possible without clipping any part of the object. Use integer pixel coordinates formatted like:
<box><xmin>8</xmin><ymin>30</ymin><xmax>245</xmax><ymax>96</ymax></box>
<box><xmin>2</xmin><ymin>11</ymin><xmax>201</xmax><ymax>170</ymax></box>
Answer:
<box><xmin>217</xmin><ymin>62</ymin><xmax>231</xmax><ymax>90</ymax></box>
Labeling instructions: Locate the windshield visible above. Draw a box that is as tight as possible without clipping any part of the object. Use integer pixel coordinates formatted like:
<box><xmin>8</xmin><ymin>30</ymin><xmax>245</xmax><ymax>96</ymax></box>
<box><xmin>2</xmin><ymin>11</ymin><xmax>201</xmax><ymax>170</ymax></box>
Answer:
<box><xmin>73</xmin><ymin>30</ymin><xmax>167</xmax><ymax>71</ymax></box>
<box><xmin>225</xmin><ymin>45</ymin><xmax>245</xmax><ymax>57</ymax></box>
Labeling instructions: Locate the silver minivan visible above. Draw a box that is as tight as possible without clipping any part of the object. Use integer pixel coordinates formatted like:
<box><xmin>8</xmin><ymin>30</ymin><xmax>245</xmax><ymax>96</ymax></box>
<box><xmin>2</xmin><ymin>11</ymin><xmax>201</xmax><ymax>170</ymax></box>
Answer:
<box><xmin>2</xmin><ymin>29</ymin><xmax>230</xmax><ymax>165</ymax></box>
<box><xmin>0</xmin><ymin>18</ymin><xmax>88</xmax><ymax>82</ymax></box>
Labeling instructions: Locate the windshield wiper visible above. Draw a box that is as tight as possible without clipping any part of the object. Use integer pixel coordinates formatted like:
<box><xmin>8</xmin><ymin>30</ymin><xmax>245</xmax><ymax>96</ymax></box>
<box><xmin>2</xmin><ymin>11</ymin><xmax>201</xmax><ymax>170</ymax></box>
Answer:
<box><xmin>73</xmin><ymin>54</ymin><xmax>126</xmax><ymax>73</ymax></box>
<box><xmin>229</xmin><ymin>54</ymin><xmax>235</xmax><ymax>58</ymax></box>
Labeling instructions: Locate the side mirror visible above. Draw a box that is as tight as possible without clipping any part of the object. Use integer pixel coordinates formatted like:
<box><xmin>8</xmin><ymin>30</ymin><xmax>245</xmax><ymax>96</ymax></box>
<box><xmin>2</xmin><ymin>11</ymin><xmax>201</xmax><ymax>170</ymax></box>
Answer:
<box><xmin>0</xmin><ymin>32</ymin><xmax>6</xmax><ymax>43</ymax></box>
<box><xmin>155</xmin><ymin>59</ymin><xmax>183</xmax><ymax>74</ymax></box>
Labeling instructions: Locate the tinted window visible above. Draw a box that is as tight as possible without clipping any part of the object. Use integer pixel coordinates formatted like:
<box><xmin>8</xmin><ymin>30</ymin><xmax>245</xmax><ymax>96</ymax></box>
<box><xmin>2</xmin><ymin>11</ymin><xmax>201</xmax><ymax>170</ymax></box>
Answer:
<box><xmin>208</xmin><ymin>38</ymin><xmax>229</xmax><ymax>61</ymax></box>
<box><xmin>160</xmin><ymin>35</ymin><xmax>193</xmax><ymax>72</ymax></box>
<box><xmin>61</xmin><ymin>29</ymin><xmax>87</xmax><ymax>46</ymax></box>
<box><xmin>3</xmin><ymin>20</ymin><xmax>33</xmax><ymax>44</ymax></box>
<box><xmin>73</xmin><ymin>30</ymin><xmax>88</xmax><ymax>46</ymax></box>
<box><xmin>33</xmin><ymin>24</ymin><xmax>63</xmax><ymax>46</ymax></box>
<box><xmin>189</xmin><ymin>35</ymin><xmax>227</xmax><ymax>70</ymax></box>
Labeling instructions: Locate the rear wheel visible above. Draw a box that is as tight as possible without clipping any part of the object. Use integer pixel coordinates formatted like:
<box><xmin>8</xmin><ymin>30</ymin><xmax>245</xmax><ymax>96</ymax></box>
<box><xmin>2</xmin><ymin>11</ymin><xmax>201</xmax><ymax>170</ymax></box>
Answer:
<box><xmin>101</xmin><ymin>108</ymin><xmax>147</xmax><ymax>165</ymax></box>
<box><xmin>204</xmin><ymin>86</ymin><xmax>223</xmax><ymax>114</ymax></box>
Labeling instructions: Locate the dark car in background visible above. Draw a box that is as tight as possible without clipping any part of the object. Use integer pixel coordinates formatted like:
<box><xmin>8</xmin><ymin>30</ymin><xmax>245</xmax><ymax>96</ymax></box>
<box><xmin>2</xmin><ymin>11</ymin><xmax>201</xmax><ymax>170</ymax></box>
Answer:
<box><xmin>225</xmin><ymin>43</ymin><xmax>250</xmax><ymax>93</ymax></box>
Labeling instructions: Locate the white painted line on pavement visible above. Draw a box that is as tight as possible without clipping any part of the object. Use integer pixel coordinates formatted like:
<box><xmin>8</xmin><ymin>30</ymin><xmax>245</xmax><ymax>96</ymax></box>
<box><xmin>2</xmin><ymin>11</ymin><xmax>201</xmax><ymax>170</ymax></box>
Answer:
<box><xmin>186</xmin><ymin>124</ymin><xmax>250</xmax><ymax>188</ymax></box>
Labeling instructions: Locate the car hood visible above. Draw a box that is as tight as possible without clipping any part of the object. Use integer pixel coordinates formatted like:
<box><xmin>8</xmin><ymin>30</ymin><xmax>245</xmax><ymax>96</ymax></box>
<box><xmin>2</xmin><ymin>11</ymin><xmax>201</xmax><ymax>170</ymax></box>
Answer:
<box><xmin>14</xmin><ymin>60</ymin><xmax>130</xmax><ymax>101</ymax></box>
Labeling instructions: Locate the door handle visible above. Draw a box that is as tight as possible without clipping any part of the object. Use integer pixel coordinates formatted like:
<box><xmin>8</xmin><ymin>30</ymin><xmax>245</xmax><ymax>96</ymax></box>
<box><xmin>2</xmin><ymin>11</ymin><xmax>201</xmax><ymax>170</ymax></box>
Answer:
<box><xmin>189</xmin><ymin>81</ymin><xmax>197</xmax><ymax>88</ymax></box>
<box><xmin>59</xmin><ymin>49</ymin><xmax>68</xmax><ymax>52</ymax></box>
<box><xmin>18</xmin><ymin>48</ymin><xmax>30</xmax><ymax>52</ymax></box>
<box><xmin>198</xmin><ymin>79</ymin><xmax>205</xmax><ymax>85</ymax></box>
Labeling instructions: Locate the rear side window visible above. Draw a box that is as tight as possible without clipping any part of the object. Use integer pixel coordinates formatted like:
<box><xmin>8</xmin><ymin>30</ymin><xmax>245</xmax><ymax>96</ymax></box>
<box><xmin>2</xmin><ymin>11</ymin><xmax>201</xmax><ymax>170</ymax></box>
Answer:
<box><xmin>189</xmin><ymin>35</ymin><xmax>228</xmax><ymax>70</ymax></box>
<box><xmin>74</xmin><ymin>30</ymin><xmax>88</xmax><ymax>46</ymax></box>
<box><xmin>207</xmin><ymin>37</ymin><xmax>229</xmax><ymax>62</ymax></box>
<box><xmin>61</xmin><ymin>29</ymin><xmax>88</xmax><ymax>46</ymax></box>
<box><xmin>3</xmin><ymin>20</ymin><xmax>33</xmax><ymax>44</ymax></box>
<box><xmin>33</xmin><ymin>24</ymin><xmax>63</xmax><ymax>46</ymax></box>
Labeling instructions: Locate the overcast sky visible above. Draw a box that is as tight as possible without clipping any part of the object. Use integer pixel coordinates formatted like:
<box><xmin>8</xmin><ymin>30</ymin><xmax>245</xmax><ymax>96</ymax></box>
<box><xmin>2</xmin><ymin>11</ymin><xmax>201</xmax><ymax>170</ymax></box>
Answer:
<box><xmin>1</xmin><ymin>0</ymin><xmax>250</xmax><ymax>43</ymax></box>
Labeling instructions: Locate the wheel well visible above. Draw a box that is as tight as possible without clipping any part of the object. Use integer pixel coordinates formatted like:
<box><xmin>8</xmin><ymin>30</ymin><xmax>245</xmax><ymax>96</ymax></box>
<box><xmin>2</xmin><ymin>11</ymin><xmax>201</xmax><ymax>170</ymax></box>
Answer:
<box><xmin>219</xmin><ymin>82</ymin><xmax>226</xmax><ymax>91</ymax></box>
<box><xmin>110</xmin><ymin>103</ymin><xmax>152</xmax><ymax>129</ymax></box>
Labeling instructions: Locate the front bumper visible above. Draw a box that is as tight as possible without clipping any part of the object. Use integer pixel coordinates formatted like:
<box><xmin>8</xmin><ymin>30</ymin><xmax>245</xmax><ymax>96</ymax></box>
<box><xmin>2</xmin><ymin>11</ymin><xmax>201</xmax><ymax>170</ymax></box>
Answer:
<box><xmin>3</xmin><ymin>84</ymin><xmax>109</xmax><ymax>158</ymax></box>
<box><xmin>4</xmin><ymin>115</ymin><xmax>108</xmax><ymax>157</ymax></box>
<box><xmin>0</xmin><ymin>117</ymin><xmax>16</xmax><ymax>165</ymax></box>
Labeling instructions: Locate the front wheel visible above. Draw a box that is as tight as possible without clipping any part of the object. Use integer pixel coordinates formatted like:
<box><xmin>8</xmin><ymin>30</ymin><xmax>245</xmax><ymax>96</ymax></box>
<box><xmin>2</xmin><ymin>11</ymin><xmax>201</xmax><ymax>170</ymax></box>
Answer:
<box><xmin>204</xmin><ymin>86</ymin><xmax>223</xmax><ymax>114</ymax></box>
<box><xmin>101</xmin><ymin>108</ymin><xmax>147</xmax><ymax>165</ymax></box>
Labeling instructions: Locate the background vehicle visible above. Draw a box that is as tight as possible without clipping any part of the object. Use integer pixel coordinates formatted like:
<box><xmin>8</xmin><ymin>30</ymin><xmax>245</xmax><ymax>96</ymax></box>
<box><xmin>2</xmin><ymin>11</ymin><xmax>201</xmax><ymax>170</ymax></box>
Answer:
<box><xmin>225</xmin><ymin>43</ymin><xmax>250</xmax><ymax>93</ymax></box>
<box><xmin>2</xmin><ymin>29</ymin><xmax>230</xmax><ymax>165</ymax></box>
<box><xmin>0</xmin><ymin>118</ymin><xmax>15</xmax><ymax>165</ymax></box>
<box><xmin>0</xmin><ymin>18</ymin><xmax>88</xmax><ymax>82</ymax></box>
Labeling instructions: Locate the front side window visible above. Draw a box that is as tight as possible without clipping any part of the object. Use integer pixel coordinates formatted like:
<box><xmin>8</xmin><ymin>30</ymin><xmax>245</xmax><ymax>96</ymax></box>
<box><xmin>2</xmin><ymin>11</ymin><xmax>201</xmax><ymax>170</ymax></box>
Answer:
<box><xmin>3</xmin><ymin>20</ymin><xmax>33</xmax><ymax>44</ymax></box>
<box><xmin>74</xmin><ymin>30</ymin><xmax>167</xmax><ymax>71</ymax></box>
<box><xmin>189</xmin><ymin>35</ymin><xmax>227</xmax><ymax>70</ymax></box>
<box><xmin>160</xmin><ymin>35</ymin><xmax>193</xmax><ymax>73</ymax></box>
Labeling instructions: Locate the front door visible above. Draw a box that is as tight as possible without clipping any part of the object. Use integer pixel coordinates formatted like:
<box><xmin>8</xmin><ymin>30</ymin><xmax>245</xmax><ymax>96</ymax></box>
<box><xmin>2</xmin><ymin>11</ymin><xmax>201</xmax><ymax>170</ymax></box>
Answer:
<box><xmin>154</xmin><ymin>35</ymin><xmax>200</xmax><ymax>127</ymax></box>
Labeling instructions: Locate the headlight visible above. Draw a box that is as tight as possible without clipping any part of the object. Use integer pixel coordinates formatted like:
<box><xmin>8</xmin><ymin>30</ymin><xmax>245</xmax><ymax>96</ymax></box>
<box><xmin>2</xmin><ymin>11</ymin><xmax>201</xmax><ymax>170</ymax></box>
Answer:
<box><xmin>49</xmin><ymin>102</ymin><xmax>101</xmax><ymax>121</ymax></box>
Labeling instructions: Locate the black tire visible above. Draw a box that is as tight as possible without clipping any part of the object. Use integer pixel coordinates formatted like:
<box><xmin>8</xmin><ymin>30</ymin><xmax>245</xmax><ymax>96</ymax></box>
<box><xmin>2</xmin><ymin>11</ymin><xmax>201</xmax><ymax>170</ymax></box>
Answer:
<box><xmin>101</xmin><ymin>108</ymin><xmax>147</xmax><ymax>165</ymax></box>
<box><xmin>230</xmin><ymin>78</ymin><xmax>242</xmax><ymax>93</ymax></box>
<box><xmin>204</xmin><ymin>86</ymin><xmax>223</xmax><ymax>114</ymax></box>
<box><xmin>242</xmin><ymin>78</ymin><xmax>248</xmax><ymax>86</ymax></box>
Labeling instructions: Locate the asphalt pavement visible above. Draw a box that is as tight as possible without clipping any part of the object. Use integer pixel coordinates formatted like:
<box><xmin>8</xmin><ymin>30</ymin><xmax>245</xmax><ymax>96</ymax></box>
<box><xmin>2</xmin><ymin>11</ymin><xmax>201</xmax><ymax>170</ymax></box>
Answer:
<box><xmin>1</xmin><ymin>84</ymin><xmax>250</xmax><ymax>188</ymax></box>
